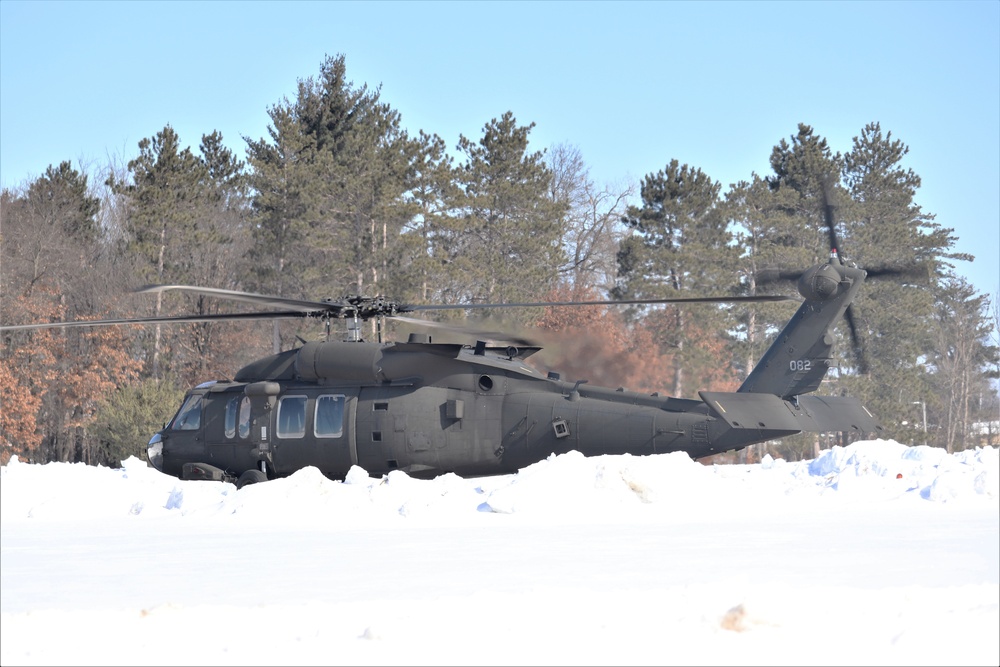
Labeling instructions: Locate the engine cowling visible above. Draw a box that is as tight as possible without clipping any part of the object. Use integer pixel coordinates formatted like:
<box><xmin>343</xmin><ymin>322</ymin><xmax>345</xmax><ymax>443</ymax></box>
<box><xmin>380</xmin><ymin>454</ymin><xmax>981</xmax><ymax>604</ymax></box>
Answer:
<box><xmin>295</xmin><ymin>341</ymin><xmax>385</xmax><ymax>382</ymax></box>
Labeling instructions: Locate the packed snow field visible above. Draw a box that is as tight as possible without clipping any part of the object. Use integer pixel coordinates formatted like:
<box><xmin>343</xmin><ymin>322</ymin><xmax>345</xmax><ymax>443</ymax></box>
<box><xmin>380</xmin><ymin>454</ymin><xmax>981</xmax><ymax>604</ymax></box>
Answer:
<box><xmin>1</xmin><ymin>439</ymin><xmax>997</xmax><ymax>666</ymax></box>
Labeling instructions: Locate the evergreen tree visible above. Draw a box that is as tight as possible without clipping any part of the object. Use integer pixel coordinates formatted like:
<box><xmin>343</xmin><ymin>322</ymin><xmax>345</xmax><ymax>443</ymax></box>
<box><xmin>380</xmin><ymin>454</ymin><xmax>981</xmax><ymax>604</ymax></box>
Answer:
<box><xmin>292</xmin><ymin>55</ymin><xmax>416</xmax><ymax>300</ymax></box>
<box><xmin>725</xmin><ymin>175</ymin><xmax>814</xmax><ymax>379</ymax></box>
<box><xmin>2</xmin><ymin>162</ymin><xmax>101</xmax><ymax>294</ymax></box>
<box><xmin>837</xmin><ymin>122</ymin><xmax>962</xmax><ymax>441</ymax></box>
<box><xmin>929</xmin><ymin>277</ymin><xmax>999</xmax><ymax>452</ymax></box>
<box><xmin>174</xmin><ymin>131</ymin><xmax>256</xmax><ymax>381</ymax></box>
<box><xmin>246</xmin><ymin>102</ymin><xmax>317</xmax><ymax>350</ymax></box>
<box><xmin>247</xmin><ymin>54</ymin><xmax>418</xmax><ymax>344</ymax></box>
<box><xmin>108</xmin><ymin>124</ymin><xmax>253</xmax><ymax>383</ymax></box>
<box><xmin>108</xmin><ymin>125</ymin><xmax>208</xmax><ymax>377</ymax></box>
<box><xmin>448</xmin><ymin>111</ymin><xmax>566</xmax><ymax>325</ymax></box>
<box><xmin>393</xmin><ymin>130</ymin><xmax>459</xmax><ymax>307</ymax></box>
<box><xmin>615</xmin><ymin>160</ymin><xmax>737</xmax><ymax>397</ymax></box>
<box><xmin>111</xmin><ymin>125</ymin><xmax>210</xmax><ymax>283</ymax></box>
<box><xmin>90</xmin><ymin>377</ymin><xmax>186</xmax><ymax>466</ymax></box>
<box><xmin>314</xmin><ymin>93</ymin><xmax>415</xmax><ymax>302</ymax></box>
<box><xmin>766</xmin><ymin>123</ymin><xmax>844</xmax><ymax>263</ymax></box>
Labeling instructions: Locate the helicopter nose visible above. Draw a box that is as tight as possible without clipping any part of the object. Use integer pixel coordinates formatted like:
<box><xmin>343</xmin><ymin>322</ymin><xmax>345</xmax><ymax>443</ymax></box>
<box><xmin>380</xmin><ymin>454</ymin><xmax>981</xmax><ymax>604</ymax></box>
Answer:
<box><xmin>146</xmin><ymin>432</ymin><xmax>164</xmax><ymax>471</ymax></box>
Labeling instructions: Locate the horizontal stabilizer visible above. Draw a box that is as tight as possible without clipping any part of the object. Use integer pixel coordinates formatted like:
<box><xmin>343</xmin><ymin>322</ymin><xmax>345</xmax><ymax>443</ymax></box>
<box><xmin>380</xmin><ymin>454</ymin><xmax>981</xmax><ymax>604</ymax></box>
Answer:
<box><xmin>699</xmin><ymin>392</ymin><xmax>802</xmax><ymax>430</ymax></box>
<box><xmin>700</xmin><ymin>392</ymin><xmax>881</xmax><ymax>434</ymax></box>
<box><xmin>794</xmin><ymin>395</ymin><xmax>881</xmax><ymax>433</ymax></box>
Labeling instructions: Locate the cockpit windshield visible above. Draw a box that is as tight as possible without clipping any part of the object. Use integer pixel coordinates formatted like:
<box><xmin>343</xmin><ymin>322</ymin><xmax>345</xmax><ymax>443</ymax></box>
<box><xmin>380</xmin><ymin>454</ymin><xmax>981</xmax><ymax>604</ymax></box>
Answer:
<box><xmin>171</xmin><ymin>394</ymin><xmax>203</xmax><ymax>430</ymax></box>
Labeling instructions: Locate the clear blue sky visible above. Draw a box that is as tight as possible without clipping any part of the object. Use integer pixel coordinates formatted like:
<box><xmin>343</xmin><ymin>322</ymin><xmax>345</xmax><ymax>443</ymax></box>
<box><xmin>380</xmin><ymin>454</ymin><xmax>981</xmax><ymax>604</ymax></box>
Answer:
<box><xmin>2</xmin><ymin>0</ymin><xmax>997</xmax><ymax>303</ymax></box>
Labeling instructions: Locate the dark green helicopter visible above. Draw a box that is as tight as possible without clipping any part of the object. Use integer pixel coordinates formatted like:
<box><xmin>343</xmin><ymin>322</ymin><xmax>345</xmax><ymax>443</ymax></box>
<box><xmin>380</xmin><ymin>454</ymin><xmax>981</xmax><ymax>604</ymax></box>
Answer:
<box><xmin>2</xmin><ymin>208</ymin><xmax>896</xmax><ymax>488</ymax></box>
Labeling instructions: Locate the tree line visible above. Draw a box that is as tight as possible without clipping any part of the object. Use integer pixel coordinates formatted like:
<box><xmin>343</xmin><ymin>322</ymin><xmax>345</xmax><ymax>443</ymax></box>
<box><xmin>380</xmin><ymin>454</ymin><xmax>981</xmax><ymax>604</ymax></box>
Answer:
<box><xmin>2</xmin><ymin>54</ymin><xmax>997</xmax><ymax>467</ymax></box>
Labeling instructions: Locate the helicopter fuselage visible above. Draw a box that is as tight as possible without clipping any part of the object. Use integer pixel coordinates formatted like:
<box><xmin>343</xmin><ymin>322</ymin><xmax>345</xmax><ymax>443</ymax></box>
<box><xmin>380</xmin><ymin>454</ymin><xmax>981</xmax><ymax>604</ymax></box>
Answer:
<box><xmin>147</xmin><ymin>337</ymin><xmax>783</xmax><ymax>484</ymax></box>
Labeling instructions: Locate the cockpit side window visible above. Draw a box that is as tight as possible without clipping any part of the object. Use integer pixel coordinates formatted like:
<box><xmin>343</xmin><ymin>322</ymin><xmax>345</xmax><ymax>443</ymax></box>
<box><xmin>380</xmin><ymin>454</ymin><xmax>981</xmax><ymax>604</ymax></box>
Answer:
<box><xmin>277</xmin><ymin>395</ymin><xmax>307</xmax><ymax>439</ymax></box>
<box><xmin>172</xmin><ymin>395</ymin><xmax>203</xmax><ymax>430</ymax></box>
<box><xmin>225</xmin><ymin>396</ymin><xmax>239</xmax><ymax>439</ymax></box>
<box><xmin>238</xmin><ymin>396</ymin><xmax>251</xmax><ymax>439</ymax></box>
<box><xmin>315</xmin><ymin>394</ymin><xmax>345</xmax><ymax>438</ymax></box>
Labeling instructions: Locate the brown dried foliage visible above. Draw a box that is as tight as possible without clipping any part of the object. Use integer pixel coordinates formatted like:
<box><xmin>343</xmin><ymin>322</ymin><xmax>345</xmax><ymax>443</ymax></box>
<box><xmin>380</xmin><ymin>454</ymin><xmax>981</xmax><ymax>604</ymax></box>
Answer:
<box><xmin>0</xmin><ymin>287</ymin><xmax>143</xmax><ymax>464</ymax></box>
<box><xmin>531</xmin><ymin>284</ymin><xmax>740</xmax><ymax>397</ymax></box>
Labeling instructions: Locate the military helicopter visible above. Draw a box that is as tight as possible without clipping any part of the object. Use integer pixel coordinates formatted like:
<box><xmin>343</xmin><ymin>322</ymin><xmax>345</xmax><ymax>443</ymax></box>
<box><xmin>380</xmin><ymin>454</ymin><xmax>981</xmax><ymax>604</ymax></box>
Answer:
<box><xmin>0</xmin><ymin>256</ymin><xmax>885</xmax><ymax>488</ymax></box>
<box><xmin>2</xmin><ymin>205</ymin><xmax>890</xmax><ymax>488</ymax></box>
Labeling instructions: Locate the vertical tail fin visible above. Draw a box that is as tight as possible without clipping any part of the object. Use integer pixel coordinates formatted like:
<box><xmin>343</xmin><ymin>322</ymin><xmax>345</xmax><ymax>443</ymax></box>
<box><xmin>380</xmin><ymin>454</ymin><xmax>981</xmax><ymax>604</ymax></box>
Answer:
<box><xmin>739</xmin><ymin>256</ymin><xmax>866</xmax><ymax>399</ymax></box>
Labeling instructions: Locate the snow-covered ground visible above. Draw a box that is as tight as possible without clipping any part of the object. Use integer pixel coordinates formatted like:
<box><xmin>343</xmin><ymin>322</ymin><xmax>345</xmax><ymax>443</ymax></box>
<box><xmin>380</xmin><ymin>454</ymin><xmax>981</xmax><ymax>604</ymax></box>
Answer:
<box><xmin>2</xmin><ymin>439</ymin><xmax>997</xmax><ymax>666</ymax></box>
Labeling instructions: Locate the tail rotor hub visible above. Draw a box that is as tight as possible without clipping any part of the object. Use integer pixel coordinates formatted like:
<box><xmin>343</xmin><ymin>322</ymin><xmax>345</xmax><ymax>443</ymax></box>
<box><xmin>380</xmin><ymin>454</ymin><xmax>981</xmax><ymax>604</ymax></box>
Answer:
<box><xmin>797</xmin><ymin>263</ymin><xmax>843</xmax><ymax>302</ymax></box>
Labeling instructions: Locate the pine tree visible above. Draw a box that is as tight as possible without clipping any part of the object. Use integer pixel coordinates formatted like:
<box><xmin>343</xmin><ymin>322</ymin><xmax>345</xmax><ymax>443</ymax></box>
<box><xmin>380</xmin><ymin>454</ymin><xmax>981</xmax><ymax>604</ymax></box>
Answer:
<box><xmin>90</xmin><ymin>378</ymin><xmax>186</xmax><ymax>466</ymax></box>
<box><xmin>107</xmin><ymin>125</ymin><xmax>209</xmax><ymax>377</ymax></box>
<box><xmin>246</xmin><ymin>103</ymin><xmax>317</xmax><ymax>351</ymax></box>
<box><xmin>247</xmin><ymin>54</ymin><xmax>419</xmax><ymax>344</ymax></box>
<box><xmin>615</xmin><ymin>159</ymin><xmax>737</xmax><ymax>397</ymax></box>
<box><xmin>837</xmin><ymin>122</ymin><xmax>957</xmax><ymax>441</ymax></box>
<box><xmin>393</xmin><ymin>130</ymin><xmax>459</xmax><ymax>307</ymax></box>
<box><xmin>447</xmin><ymin>111</ymin><xmax>566</xmax><ymax>326</ymax></box>
<box><xmin>929</xmin><ymin>277</ymin><xmax>998</xmax><ymax>452</ymax></box>
<box><xmin>766</xmin><ymin>123</ymin><xmax>843</xmax><ymax>263</ymax></box>
<box><xmin>725</xmin><ymin>175</ymin><xmax>813</xmax><ymax>379</ymax></box>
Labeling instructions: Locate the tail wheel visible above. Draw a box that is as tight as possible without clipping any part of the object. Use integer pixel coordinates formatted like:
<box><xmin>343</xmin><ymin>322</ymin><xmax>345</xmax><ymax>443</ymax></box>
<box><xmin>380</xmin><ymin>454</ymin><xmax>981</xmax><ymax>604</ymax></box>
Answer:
<box><xmin>236</xmin><ymin>469</ymin><xmax>268</xmax><ymax>489</ymax></box>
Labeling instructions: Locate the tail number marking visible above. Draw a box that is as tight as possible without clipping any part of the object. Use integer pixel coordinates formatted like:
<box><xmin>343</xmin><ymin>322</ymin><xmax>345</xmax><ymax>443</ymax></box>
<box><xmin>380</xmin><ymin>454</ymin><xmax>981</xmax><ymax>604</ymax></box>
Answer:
<box><xmin>789</xmin><ymin>360</ymin><xmax>812</xmax><ymax>372</ymax></box>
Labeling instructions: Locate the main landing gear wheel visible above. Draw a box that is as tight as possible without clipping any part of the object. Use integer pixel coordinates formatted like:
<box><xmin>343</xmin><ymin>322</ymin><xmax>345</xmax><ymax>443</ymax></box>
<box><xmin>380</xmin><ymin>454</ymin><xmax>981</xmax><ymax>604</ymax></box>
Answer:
<box><xmin>236</xmin><ymin>469</ymin><xmax>267</xmax><ymax>489</ymax></box>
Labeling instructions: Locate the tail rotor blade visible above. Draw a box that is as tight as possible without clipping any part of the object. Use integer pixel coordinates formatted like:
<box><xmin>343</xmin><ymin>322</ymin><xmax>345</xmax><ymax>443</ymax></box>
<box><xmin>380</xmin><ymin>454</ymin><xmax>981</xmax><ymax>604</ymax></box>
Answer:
<box><xmin>864</xmin><ymin>264</ymin><xmax>931</xmax><ymax>283</ymax></box>
<box><xmin>755</xmin><ymin>267</ymin><xmax>807</xmax><ymax>286</ymax></box>
<box><xmin>843</xmin><ymin>304</ymin><xmax>869</xmax><ymax>374</ymax></box>
<box><xmin>821</xmin><ymin>177</ymin><xmax>841</xmax><ymax>255</ymax></box>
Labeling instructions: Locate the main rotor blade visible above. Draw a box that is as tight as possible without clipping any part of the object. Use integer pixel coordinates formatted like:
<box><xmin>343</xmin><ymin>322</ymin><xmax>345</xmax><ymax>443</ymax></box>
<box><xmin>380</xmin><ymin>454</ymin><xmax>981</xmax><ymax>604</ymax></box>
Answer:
<box><xmin>401</xmin><ymin>294</ymin><xmax>798</xmax><ymax>312</ymax></box>
<box><xmin>136</xmin><ymin>285</ymin><xmax>340</xmax><ymax>312</ymax></box>
<box><xmin>3</xmin><ymin>289</ymin><xmax>798</xmax><ymax>333</ymax></box>
<box><xmin>0</xmin><ymin>311</ymin><xmax>316</xmax><ymax>332</ymax></box>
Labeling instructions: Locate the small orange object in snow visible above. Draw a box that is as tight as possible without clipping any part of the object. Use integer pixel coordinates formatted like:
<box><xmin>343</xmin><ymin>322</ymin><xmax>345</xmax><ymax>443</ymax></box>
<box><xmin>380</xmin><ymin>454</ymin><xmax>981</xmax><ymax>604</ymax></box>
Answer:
<box><xmin>896</xmin><ymin>473</ymin><xmax>903</xmax><ymax>479</ymax></box>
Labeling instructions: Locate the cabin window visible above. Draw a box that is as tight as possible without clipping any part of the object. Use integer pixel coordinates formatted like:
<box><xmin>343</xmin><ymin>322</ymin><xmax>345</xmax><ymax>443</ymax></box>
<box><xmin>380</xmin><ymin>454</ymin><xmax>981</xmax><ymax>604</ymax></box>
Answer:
<box><xmin>172</xmin><ymin>395</ymin><xmax>202</xmax><ymax>430</ymax></box>
<box><xmin>225</xmin><ymin>396</ymin><xmax>239</xmax><ymax>439</ymax></box>
<box><xmin>277</xmin><ymin>395</ymin><xmax>307</xmax><ymax>438</ymax></box>
<box><xmin>315</xmin><ymin>394</ymin><xmax>345</xmax><ymax>438</ymax></box>
<box><xmin>238</xmin><ymin>396</ymin><xmax>251</xmax><ymax>439</ymax></box>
